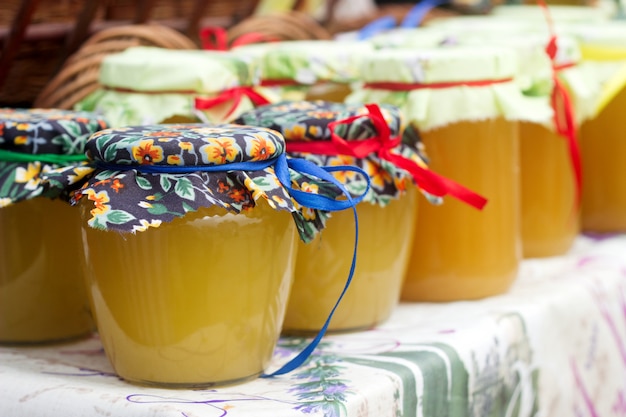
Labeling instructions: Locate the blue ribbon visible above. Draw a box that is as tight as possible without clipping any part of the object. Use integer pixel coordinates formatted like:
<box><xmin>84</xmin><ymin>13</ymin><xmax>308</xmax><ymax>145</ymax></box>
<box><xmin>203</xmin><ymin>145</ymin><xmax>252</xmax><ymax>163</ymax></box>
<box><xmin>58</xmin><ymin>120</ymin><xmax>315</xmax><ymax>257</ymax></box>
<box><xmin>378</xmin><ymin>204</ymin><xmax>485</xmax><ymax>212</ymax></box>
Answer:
<box><xmin>95</xmin><ymin>154</ymin><xmax>370</xmax><ymax>376</ymax></box>
<box><xmin>400</xmin><ymin>0</ymin><xmax>450</xmax><ymax>28</ymax></box>
<box><xmin>357</xmin><ymin>15</ymin><xmax>397</xmax><ymax>40</ymax></box>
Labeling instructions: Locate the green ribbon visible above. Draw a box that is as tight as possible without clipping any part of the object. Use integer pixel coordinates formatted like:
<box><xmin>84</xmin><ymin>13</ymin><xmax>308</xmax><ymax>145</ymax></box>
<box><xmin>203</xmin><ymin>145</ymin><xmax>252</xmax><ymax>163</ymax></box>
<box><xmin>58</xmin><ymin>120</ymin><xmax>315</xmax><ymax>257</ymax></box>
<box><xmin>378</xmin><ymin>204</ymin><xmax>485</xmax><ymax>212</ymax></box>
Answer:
<box><xmin>0</xmin><ymin>149</ymin><xmax>87</xmax><ymax>164</ymax></box>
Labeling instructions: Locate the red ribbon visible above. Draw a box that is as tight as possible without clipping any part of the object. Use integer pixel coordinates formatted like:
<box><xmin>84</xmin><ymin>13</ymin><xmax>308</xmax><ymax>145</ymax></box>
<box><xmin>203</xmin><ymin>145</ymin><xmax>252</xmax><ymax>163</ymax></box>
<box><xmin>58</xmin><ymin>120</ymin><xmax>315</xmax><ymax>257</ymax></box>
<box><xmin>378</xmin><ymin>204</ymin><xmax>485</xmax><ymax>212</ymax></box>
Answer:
<box><xmin>286</xmin><ymin>104</ymin><xmax>488</xmax><ymax>210</ymax></box>
<box><xmin>539</xmin><ymin>0</ymin><xmax>583</xmax><ymax>207</ymax></box>
<box><xmin>362</xmin><ymin>77</ymin><xmax>514</xmax><ymax>91</ymax></box>
<box><xmin>199</xmin><ymin>26</ymin><xmax>281</xmax><ymax>51</ymax></box>
<box><xmin>194</xmin><ymin>86</ymin><xmax>272</xmax><ymax>121</ymax></box>
<box><xmin>260</xmin><ymin>79</ymin><xmax>302</xmax><ymax>87</ymax></box>
<box><xmin>199</xmin><ymin>27</ymin><xmax>229</xmax><ymax>51</ymax></box>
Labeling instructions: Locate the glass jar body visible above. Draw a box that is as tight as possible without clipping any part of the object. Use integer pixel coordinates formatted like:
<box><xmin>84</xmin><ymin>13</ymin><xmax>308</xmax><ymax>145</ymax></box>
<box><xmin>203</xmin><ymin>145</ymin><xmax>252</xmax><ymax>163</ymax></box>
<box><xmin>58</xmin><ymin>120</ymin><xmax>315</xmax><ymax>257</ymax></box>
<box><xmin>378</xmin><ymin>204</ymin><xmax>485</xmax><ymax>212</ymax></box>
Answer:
<box><xmin>304</xmin><ymin>82</ymin><xmax>353</xmax><ymax>103</ymax></box>
<box><xmin>580</xmin><ymin>87</ymin><xmax>626</xmax><ymax>233</ymax></box>
<box><xmin>0</xmin><ymin>198</ymin><xmax>93</xmax><ymax>344</ymax></box>
<box><xmin>519</xmin><ymin>122</ymin><xmax>579</xmax><ymax>257</ymax></box>
<box><xmin>283</xmin><ymin>185</ymin><xmax>418</xmax><ymax>334</ymax></box>
<box><xmin>79</xmin><ymin>200</ymin><xmax>297</xmax><ymax>387</ymax></box>
<box><xmin>402</xmin><ymin>118</ymin><xmax>521</xmax><ymax>301</ymax></box>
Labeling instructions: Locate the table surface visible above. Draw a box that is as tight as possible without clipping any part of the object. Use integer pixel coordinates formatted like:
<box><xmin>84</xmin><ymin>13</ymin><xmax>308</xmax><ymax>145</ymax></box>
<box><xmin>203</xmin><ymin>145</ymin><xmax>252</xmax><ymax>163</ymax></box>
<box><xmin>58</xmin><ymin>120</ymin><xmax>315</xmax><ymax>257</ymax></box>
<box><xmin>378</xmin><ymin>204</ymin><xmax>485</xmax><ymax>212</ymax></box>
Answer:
<box><xmin>2</xmin><ymin>234</ymin><xmax>626</xmax><ymax>417</ymax></box>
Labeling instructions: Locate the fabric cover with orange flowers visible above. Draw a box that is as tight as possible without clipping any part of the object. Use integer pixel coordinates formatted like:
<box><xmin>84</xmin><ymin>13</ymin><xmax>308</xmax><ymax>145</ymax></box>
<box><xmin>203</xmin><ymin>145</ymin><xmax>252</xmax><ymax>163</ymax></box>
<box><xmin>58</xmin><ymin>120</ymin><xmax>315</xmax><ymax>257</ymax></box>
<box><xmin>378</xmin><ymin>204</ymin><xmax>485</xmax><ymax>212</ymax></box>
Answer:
<box><xmin>71</xmin><ymin>123</ymin><xmax>348</xmax><ymax>241</ymax></box>
<box><xmin>235</xmin><ymin>100</ymin><xmax>435</xmax><ymax>206</ymax></box>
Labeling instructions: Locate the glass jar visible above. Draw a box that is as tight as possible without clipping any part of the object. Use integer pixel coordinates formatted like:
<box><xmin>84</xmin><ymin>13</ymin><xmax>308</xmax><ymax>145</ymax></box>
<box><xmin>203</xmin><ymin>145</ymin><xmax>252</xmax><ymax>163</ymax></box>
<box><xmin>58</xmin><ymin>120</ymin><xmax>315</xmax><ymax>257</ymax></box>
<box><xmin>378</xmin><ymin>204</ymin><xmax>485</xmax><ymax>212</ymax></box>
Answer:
<box><xmin>286</xmin><ymin>184</ymin><xmax>417</xmax><ymax>332</ymax></box>
<box><xmin>79</xmin><ymin>200</ymin><xmax>296</xmax><ymax>386</ymax></box>
<box><xmin>74</xmin><ymin>123</ymin><xmax>358</xmax><ymax>386</ymax></box>
<box><xmin>0</xmin><ymin>198</ymin><xmax>93</xmax><ymax>343</ymax></box>
<box><xmin>76</xmin><ymin>46</ymin><xmax>274</xmax><ymax>127</ymax></box>
<box><xmin>402</xmin><ymin>118</ymin><xmax>520</xmax><ymax>300</ymax></box>
<box><xmin>563</xmin><ymin>24</ymin><xmax>626</xmax><ymax>232</ymax></box>
<box><xmin>348</xmin><ymin>46</ymin><xmax>544</xmax><ymax>300</ymax></box>
<box><xmin>0</xmin><ymin>108</ymin><xmax>108</xmax><ymax>344</ymax></box>
<box><xmin>236</xmin><ymin>101</ymin><xmax>422</xmax><ymax>333</ymax></box>
<box><xmin>423</xmin><ymin>27</ymin><xmax>591</xmax><ymax>257</ymax></box>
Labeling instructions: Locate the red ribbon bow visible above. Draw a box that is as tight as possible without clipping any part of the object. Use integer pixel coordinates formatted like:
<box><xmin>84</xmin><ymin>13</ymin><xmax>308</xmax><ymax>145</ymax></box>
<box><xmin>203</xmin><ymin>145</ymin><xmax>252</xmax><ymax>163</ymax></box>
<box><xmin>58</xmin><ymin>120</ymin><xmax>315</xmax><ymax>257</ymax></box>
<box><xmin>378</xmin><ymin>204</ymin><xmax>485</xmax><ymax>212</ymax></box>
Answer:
<box><xmin>194</xmin><ymin>86</ymin><xmax>271</xmax><ymax>121</ymax></box>
<box><xmin>287</xmin><ymin>104</ymin><xmax>488</xmax><ymax>210</ymax></box>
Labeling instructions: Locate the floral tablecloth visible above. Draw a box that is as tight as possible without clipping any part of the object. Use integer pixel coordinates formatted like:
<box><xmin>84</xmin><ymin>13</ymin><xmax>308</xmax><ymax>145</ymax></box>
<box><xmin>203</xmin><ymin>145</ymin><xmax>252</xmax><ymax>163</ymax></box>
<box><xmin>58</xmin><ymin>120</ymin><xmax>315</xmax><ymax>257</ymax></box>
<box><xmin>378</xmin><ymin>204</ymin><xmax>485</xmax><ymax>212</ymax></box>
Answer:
<box><xmin>2</xmin><ymin>234</ymin><xmax>626</xmax><ymax>417</ymax></box>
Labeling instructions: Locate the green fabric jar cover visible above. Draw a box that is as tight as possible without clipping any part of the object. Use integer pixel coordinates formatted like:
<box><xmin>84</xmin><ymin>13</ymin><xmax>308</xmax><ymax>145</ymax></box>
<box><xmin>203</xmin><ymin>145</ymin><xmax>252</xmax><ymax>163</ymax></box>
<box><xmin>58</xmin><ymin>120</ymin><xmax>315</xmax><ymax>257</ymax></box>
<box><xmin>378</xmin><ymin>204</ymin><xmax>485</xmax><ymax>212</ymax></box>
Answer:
<box><xmin>77</xmin><ymin>47</ymin><xmax>279</xmax><ymax>128</ymax></box>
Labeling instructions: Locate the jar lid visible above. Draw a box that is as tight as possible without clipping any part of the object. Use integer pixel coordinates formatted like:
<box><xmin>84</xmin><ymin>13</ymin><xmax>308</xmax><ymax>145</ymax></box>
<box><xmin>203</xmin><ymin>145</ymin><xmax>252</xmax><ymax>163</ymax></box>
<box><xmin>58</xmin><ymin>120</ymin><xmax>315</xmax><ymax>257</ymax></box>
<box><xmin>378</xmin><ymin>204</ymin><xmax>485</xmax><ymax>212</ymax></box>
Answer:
<box><xmin>99</xmin><ymin>46</ymin><xmax>254</xmax><ymax>92</ymax></box>
<box><xmin>235</xmin><ymin>101</ymin><xmax>429</xmax><ymax>206</ymax></box>
<box><xmin>0</xmin><ymin>108</ymin><xmax>109</xmax><ymax>205</ymax></box>
<box><xmin>84</xmin><ymin>46</ymin><xmax>276</xmax><ymax>127</ymax></box>
<box><xmin>356</xmin><ymin>45</ymin><xmax>517</xmax><ymax>84</ymax></box>
<box><xmin>491</xmin><ymin>4</ymin><xmax>613</xmax><ymax>22</ymax></box>
<box><xmin>555</xmin><ymin>22</ymin><xmax>626</xmax><ymax>116</ymax></box>
<box><xmin>74</xmin><ymin>123</ymin><xmax>352</xmax><ymax>240</ymax></box>
<box><xmin>425</xmin><ymin>15</ymin><xmax>537</xmax><ymax>33</ymax></box>
<box><xmin>347</xmin><ymin>46</ymin><xmax>549</xmax><ymax>130</ymax></box>
<box><xmin>258</xmin><ymin>40</ymin><xmax>374</xmax><ymax>84</ymax></box>
<box><xmin>369</xmin><ymin>27</ymin><xmax>450</xmax><ymax>49</ymax></box>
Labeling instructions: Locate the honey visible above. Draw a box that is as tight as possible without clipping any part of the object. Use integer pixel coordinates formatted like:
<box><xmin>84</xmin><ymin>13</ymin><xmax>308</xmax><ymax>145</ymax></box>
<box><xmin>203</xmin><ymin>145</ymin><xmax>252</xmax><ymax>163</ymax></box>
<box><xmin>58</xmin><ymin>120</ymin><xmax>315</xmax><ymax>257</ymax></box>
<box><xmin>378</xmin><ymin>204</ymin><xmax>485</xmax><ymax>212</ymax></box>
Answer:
<box><xmin>283</xmin><ymin>184</ymin><xmax>418</xmax><ymax>333</ymax></box>
<box><xmin>0</xmin><ymin>197</ymin><xmax>93</xmax><ymax>343</ymax></box>
<box><xmin>304</xmin><ymin>82</ymin><xmax>354</xmax><ymax>103</ymax></box>
<box><xmin>580</xmin><ymin>86</ymin><xmax>626</xmax><ymax>232</ymax></box>
<box><xmin>80</xmin><ymin>200</ymin><xmax>297</xmax><ymax>387</ymax></box>
<box><xmin>402</xmin><ymin>118</ymin><xmax>521</xmax><ymax>301</ymax></box>
<box><xmin>520</xmin><ymin>122</ymin><xmax>579</xmax><ymax>257</ymax></box>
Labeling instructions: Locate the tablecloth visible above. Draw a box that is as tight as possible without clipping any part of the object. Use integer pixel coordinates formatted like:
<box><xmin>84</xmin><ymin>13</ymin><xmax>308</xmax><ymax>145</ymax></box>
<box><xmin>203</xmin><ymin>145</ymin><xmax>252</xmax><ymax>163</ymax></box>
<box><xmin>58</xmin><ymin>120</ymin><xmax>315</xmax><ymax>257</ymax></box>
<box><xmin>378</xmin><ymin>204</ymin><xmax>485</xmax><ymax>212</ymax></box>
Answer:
<box><xmin>2</xmin><ymin>234</ymin><xmax>626</xmax><ymax>417</ymax></box>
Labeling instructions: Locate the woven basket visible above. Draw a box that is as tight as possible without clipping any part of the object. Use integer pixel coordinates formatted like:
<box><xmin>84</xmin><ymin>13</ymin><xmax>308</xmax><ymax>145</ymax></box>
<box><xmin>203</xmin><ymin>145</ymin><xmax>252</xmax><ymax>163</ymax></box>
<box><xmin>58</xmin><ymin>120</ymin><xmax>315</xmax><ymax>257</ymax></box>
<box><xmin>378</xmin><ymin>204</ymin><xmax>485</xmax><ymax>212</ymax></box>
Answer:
<box><xmin>34</xmin><ymin>24</ymin><xmax>198</xmax><ymax>110</ymax></box>
<box><xmin>227</xmin><ymin>10</ymin><xmax>332</xmax><ymax>45</ymax></box>
<box><xmin>0</xmin><ymin>0</ymin><xmax>258</xmax><ymax>108</ymax></box>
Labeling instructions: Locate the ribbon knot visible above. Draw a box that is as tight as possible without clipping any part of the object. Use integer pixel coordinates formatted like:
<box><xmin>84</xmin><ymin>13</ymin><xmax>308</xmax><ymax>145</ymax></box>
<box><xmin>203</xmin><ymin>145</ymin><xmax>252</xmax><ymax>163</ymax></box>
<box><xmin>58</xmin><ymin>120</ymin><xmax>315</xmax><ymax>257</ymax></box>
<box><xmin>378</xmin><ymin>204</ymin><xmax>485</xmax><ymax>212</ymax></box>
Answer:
<box><xmin>194</xmin><ymin>86</ymin><xmax>271</xmax><ymax>121</ymax></box>
<box><xmin>287</xmin><ymin>104</ymin><xmax>488</xmax><ymax>210</ymax></box>
<box><xmin>328</xmin><ymin>104</ymin><xmax>400</xmax><ymax>158</ymax></box>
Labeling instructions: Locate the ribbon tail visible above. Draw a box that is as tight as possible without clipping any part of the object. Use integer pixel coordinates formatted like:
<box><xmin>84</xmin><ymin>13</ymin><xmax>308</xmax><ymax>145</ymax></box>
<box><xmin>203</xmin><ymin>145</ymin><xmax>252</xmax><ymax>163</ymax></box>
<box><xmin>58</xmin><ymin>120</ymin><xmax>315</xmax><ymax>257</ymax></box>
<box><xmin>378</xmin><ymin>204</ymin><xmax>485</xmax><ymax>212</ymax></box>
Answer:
<box><xmin>262</xmin><ymin>202</ymin><xmax>358</xmax><ymax>376</ymax></box>
<box><xmin>223</xmin><ymin>91</ymin><xmax>244</xmax><ymax>121</ymax></box>
<box><xmin>552</xmin><ymin>76</ymin><xmax>582</xmax><ymax>207</ymax></box>
<box><xmin>195</xmin><ymin>90</ymin><xmax>243</xmax><ymax>122</ymax></box>
<box><xmin>437</xmin><ymin>174</ymin><xmax>489</xmax><ymax>210</ymax></box>
<box><xmin>388</xmin><ymin>152</ymin><xmax>488</xmax><ymax>210</ymax></box>
<box><xmin>262</xmin><ymin>154</ymin><xmax>365</xmax><ymax>377</ymax></box>
<box><xmin>194</xmin><ymin>95</ymin><xmax>230</xmax><ymax>110</ymax></box>
<box><xmin>242</xmin><ymin>88</ymin><xmax>272</xmax><ymax>107</ymax></box>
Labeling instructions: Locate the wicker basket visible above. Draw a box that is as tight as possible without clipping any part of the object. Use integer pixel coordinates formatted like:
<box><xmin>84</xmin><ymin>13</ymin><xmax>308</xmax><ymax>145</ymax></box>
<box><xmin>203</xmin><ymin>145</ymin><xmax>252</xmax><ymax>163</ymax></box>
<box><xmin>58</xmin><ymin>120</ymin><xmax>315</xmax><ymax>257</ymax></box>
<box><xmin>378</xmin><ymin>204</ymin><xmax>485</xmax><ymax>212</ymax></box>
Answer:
<box><xmin>34</xmin><ymin>8</ymin><xmax>336</xmax><ymax>110</ymax></box>
<box><xmin>227</xmin><ymin>10</ymin><xmax>332</xmax><ymax>45</ymax></box>
<box><xmin>34</xmin><ymin>24</ymin><xmax>198</xmax><ymax>110</ymax></box>
<box><xmin>0</xmin><ymin>0</ymin><xmax>258</xmax><ymax>108</ymax></box>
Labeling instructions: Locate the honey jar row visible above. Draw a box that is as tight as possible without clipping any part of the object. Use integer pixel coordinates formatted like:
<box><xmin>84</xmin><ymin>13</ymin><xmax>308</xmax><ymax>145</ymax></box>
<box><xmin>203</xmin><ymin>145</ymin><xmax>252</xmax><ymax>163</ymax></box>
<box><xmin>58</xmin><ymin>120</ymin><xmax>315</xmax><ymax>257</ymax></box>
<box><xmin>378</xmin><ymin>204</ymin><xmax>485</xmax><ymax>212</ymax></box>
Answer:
<box><xmin>2</xmin><ymin>3</ymin><xmax>625</xmax><ymax>388</ymax></box>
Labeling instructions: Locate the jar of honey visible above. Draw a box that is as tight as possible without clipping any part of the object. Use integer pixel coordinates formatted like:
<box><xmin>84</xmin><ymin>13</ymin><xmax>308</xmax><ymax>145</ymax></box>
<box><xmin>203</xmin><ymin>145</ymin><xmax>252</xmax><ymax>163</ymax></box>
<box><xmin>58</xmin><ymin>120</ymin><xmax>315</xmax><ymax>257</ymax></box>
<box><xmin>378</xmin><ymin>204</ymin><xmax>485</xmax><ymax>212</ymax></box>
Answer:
<box><xmin>560</xmin><ymin>23</ymin><xmax>626</xmax><ymax>232</ymax></box>
<box><xmin>0</xmin><ymin>108</ymin><xmax>108</xmax><ymax>344</ymax></box>
<box><xmin>77</xmin><ymin>46</ymin><xmax>276</xmax><ymax>128</ymax></box>
<box><xmin>236</xmin><ymin>101</ymin><xmax>484</xmax><ymax>330</ymax></box>
<box><xmin>74</xmin><ymin>123</ymin><xmax>363</xmax><ymax>386</ymax></box>
<box><xmin>237</xmin><ymin>101</ymin><xmax>422</xmax><ymax>332</ymax></box>
<box><xmin>412</xmin><ymin>26</ymin><xmax>592</xmax><ymax>257</ymax></box>
<box><xmin>348</xmin><ymin>46</ymin><xmax>546</xmax><ymax>300</ymax></box>
<box><xmin>237</xmin><ymin>40</ymin><xmax>374</xmax><ymax>103</ymax></box>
